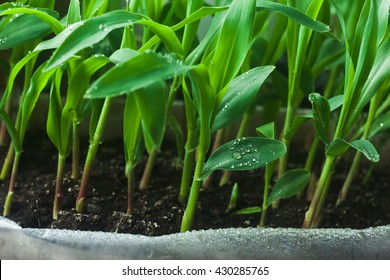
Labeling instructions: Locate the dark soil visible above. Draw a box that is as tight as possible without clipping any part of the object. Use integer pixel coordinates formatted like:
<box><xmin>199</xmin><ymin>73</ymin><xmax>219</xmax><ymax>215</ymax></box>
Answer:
<box><xmin>0</xmin><ymin>132</ymin><xmax>389</xmax><ymax>236</ymax></box>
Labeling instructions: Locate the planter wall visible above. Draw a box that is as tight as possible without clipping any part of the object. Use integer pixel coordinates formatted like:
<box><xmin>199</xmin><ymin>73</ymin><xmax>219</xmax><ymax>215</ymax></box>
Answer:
<box><xmin>1</xmin><ymin>216</ymin><xmax>390</xmax><ymax>259</ymax></box>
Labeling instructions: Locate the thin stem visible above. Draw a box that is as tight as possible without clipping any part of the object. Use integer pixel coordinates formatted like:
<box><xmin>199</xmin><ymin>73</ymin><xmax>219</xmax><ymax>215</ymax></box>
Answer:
<box><xmin>0</xmin><ymin>144</ymin><xmax>14</xmax><ymax>181</ymax></box>
<box><xmin>179</xmin><ymin>131</ymin><xmax>196</xmax><ymax>203</ymax></box>
<box><xmin>3</xmin><ymin>151</ymin><xmax>21</xmax><ymax>216</ymax></box>
<box><xmin>203</xmin><ymin>129</ymin><xmax>224</xmax><ymax>188</ymax></box>
<box><xmin>180</xmin><ymin>148</ymin><xmax>206</xmax><ymax>232</ymax></box>
<box><xmin>53</xmin><ymin>154</ymin><xmax>66</xmax><ymax>220</ymax></box>
<box><xmin>138</xmin><ymin>77</ymin><xmax>180</xmax><ymax>191</ymax></box>
<box><xmin>76</xmin><ymin>98</ymin><xmax>112</xmax><ymax>213</ymax></box>
<box><xmin>126</xmin><ymin>165</ymin><xmax>135</xmax><ymax>215</ymax></box>
<box><xmin>303</xmin><ymin>156</ymin><xmax>334</xmax><ymax>228</ymax></box>
<box><xmin>336</xmin><ymin>94</ymin><xmax>378</xmax><ymax>206</ymax></box>
<box><xmin>362</xmin><ymin>163</ymin><xmax>375</xmax><ymax>184</ymax></box>
<box><xmin>259</xmin><ymin>164</ymin><xmax>272</xmax><ymax>227</ymax></box>
<box><xmin>312</xmin><ymin>170</ymin><xmax>334</xmax><ymax>227</ymax></box>
<box><xmin>139</xmin><ymin>147</ymin><xmax>158</xmax><ymax>191</ymax></box>
<box><xmin>71</xmin><ymin>120</ymin><xmax>80</xmax><ymax>180</ymax></box>
<box><xmin>0</xmin><ymin>97</ymin><xmax>12</xmax><ymax>146</ymax></box>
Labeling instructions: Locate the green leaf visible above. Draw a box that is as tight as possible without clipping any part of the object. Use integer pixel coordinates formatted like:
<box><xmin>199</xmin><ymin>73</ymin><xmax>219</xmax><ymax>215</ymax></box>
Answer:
<box><xmin>0</xmin><ymin>6</ymin><xmax>63</xmax><ymax>35</ymax></box>
<box><xmin>86</xmin><ymin>51</ymin><xmax>192</xmax><ymax>99</ymax></box>
<box><xmin>267</xmin><ymin>168</ymin><xmax>311</xmax><ymax>206</ymax></box>
<box><xmin>138</xmin><ymin>20</ymin><xmax>183</xmax><ymax>55</ymax></box>
<box><xmin>212</xmin><ymin>66</ymin><xmax>275</xmax><ymax>132</ymax></box>
<box><xmin>20</xmin><ymin>63</ymin><xmax>56</xmax><ymax>145</ymax></box>
<box><xmin>210</xmin><ymin>0</ymin><xmax>256</xmax><ymax>90</ymax></box>
<box><xmin>256</xmin><ymin>1</ymin><xmax>332</xmax><ymax>35</ymax></box>
<box><xmin>188</xmin><ymin>65</ymin><xmax>215</xmax><ymax>150</ymax></box>
<box><xmin>60</xmin><ymin>54</ymin><xmax>111</xmax><ymax>155</ymax></box>
<box><xmin>0</xmin><ymin>13</ymin><xmax>52</xmax><ymax>50</ymax></box>
<box><xmin>46</xmin><ymin>68</ymin><xmax>63</xmax><ymax>152</ymax></box>
<box><xmin>326</xmin><ymin>138</ymin><xmax>380</xmax><ymax>162</ymax></box>
<box><xmin>67</xmin><ymin>0</ymin><xmax>81</xmax><ymax>25</ymax></box>
<box><xmin>309</xmin><ymin>93</ymin><xmax>330</xmax><ymax>144</ymax></box>
<box><xmin>368</xmin><ymin>112</ymin><xmax>390</xmax><ymax>139</ymax></box>
<box><xmin>233</xmin><ymin>207</ymin><xmax>262</xmax><ymax>215</ymax></box>
<box><xmin>124</xmin><ymin>94</ymin><xmax>142</xmax><ymax>165</ymax></box>
<box><xmin>200</xmin><ymin>137</ymin><xmax>287</xmax><ymax>180</ymax></box>
<box><xmin>135</xmin><ymin>81</ymin><xmax>167</xmax><ymax>153</ymax></box>
<box><xmin>82</xmin><ymin>0</ymin><xmax>106</xmax><ymax>19</ymax></box>
<box><xmin>0</xmin><ymin>108</ymin><xmax>20</xmax><ymax>153</ymax></box>
<box><xmin>256</xmin><ymin>122</ymin><xmax>275</xmax><ymax>139</ymax></box>
<box><xmin>285</xmin><ymin>94</ymin><xmax>344</xmax><ymax>141</ymax></box>
<box><xmin>45</xmin><ymin>10</ymin><xmax>146</xmax><ymax>71</ymax></box>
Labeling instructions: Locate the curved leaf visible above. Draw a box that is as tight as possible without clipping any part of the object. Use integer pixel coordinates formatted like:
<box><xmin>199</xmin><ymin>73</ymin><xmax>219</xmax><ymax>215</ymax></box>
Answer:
<box><xmin>209</xmin><ymin>0</ymin><xmax>256</xmax><ymax>90</ymax></box>
<box><xmin>0</xmin><ymin>13</ymin><xmax>51</xmax><ymax>50</ymax></box>
<box><xmin>285</xmin><ymin>94</ymin><xmax>344</xmax><ymax>141</ymax></box>
<box><xmin>135</xmin><ymin>81</ymin><xmax>167</xmax><ymax>153</ymax></box>
<box><xmin>20</xmin><ymin>63</ymin><xmax>56</xmax><ymax>144</ymax></box>
<box><xmin>0</xmin><ymin>6</ymin><xmax>63</xmax><ymax>34</ymax></box>
<box><xmin>256</xmin><ymin>122</ymin><xmax>275</xmax><ymax>139</ymax></box>
<box><xmin>309</xmin><ymin>93</ymin><xmax>330</xmax><ymax>144</ymax></box>
<box><xmin>326</xmin><ymin>138</ymin><xmax>380</xmax><ymax>162</ymax></box>
<box><xmin>256</xmin><ymin>1</ymin><xmax>332</xmax><ymax>35</ymax></box>
<box><xmin>45</xmin><ymin>10</ymin><xmax>146</xmax><ymax>71</ymax></box>
<box><xmin>212</xmin><ymin>66</ymin><xmax>275</xmax><ymax>132</ymax></box>
<box><xmin>86</xmin><ymin>51</ymin><xmax>192</xmax><ymax>99</ymax></box>
<box><xmin>200</xmin><ymin>137</ymin><xmax>287</xmax><ymax>180</ymax></box>
<box><xmin>368</xmin><ymin>112</ymin><xmax>390</xmax><ymax>139</ymax></box>
<box><xmin>233</xmin><ymin>207</ymin><xmax>262</xmax><ymax>215</ymax></box>
<box><xmin>267</xmin><ymin>168</ymin><xmax>311</xmax><ymax>206</ymax></box>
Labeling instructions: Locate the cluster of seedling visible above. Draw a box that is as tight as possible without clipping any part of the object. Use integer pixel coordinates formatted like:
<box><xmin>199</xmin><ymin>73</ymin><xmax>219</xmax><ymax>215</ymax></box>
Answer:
<box><xmin>0</xmin><ymin>0</ymin><xmax>389</xmax><ymax>232</ymax></box>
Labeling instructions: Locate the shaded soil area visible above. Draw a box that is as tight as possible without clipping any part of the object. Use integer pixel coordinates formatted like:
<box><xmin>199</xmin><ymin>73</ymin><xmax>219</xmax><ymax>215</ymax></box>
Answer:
<box><xmin>0</xmin><ymin>132</ymin><xmax>389</xmax><ymax>236</ymax></box>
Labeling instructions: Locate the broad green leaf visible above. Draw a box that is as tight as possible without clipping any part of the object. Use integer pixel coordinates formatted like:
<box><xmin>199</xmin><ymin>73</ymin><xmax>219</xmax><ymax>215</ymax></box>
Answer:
<box><xmin>143</xmin><ymin>6</ymin><xmax>228</xmax><ymax>57</ymax></box>
<box><xmin>182</xmin><ymin>0</ymin><xmax>204</xmax><ymax>56</ymax></box>
<box><xmin>86</xmin><ymin>51</ymin><xmax>192</xmax><ymax>99</ymax></box>
<box><xmin>47</xmin><ymin>68</ymin><xmax>63</xmax><ymax>152</ymax></box>
<box><xmin>256</xmin><ymin>122</ymin><xmax>275</xmax><ymax>139</ymax></box>
<box><xmin>185</xmin><ymin>7</ymin><xmax>226</xmax><ymax>65</ymax></box>
<box><xmin>45</xmin><ymin>11</ymin><xmax>146</xmax><ymax>71</ymax></box>
<box><xmin>267</xmin><ymin>168</ymin><xmax>311</xmax><ymax>206</ymax></box>
<box><xmin>212</xmin><ymin>66</ymin><xmax>275</xmax><ymax>132</ymax></box>
<box><xmin>326</xmin><ymin>138</ymin><xmax>380</xmax><ymax>162</ymax></box>
<box><xmin>0</xmin><ymin>52</ymin><xmax>39</xmax><ymax>110</ymax></box>
<box><xmin>82</xmin><ymin>0</ymin><xmax>107</xmax><ymax>19</ymax></box>
<box><xmin>167</xmin><ymin>112</ymin><xmax>184</xmax><ymax>160</ymax></box>
<box><xmin>368</xmin><ymin>112</ymin><xmax>390</xmax><ymax>139</ymax></box>
<box><xmin>88</xmin><ymin>99</ymin><xmax>104</xmax><ymax>139</ymax></box>
<box><xmin>20</xmin><ymin>63</ymin><xmax>56</xmax><ymax>144</ymax></box>
<box><xmin>210</xmin><ymin>0</ymin><xmax>256</xmax><ymax>90</ymax></box>
<box><xmin>285</xmin><ymin>95</ymin><xmax>344</xmax><ymax>141</ymax></box>
<box><xmin>67</xmin><ymin>0</ymin><xmax>81</xmax><ymax>25</ymax></box>
<box><xmin>0</xmin><ymin>6</ymin><xmax>63</xmax><ymax>34</ymax></box>
<box><xmin>200</xmin><ymin>137</ymin><xmax>287</xmax><ymax>180</ymax></box>
<box><xmin>0</xmin><ymin>108</ymin><xmax>20</xmax><ymax>152</ymax></box>
<box><xmin>188</xmin><ymin>65</ymin><xmax>215</xmax><ymax>150</ymax></box>
<box><xmin>0</xmin><ymin>13</ymin><xmax>52</xmax><ymax>50</ymax></box>
<box><xmin>124</xmin><ymin>93</ymin><xmax>142</xmax><ymax>165</ymax></box>
<box><xmin>135</xmin><ymin>81</ymin><xmax>167</xmax><ymax>153</ymax></box>
<box><xmin>34</xmin><ymin>21</ymin><xmax>85</xmax><ymax>52</ymax></box>
<box><xmin>60</xmin><ymin>54</ymin><xmax>111</xmax><ymax>154</ymax></box>
<box><xmin>309</xmin><ymin>93</ymin><xmax>330</xmax><ymax>144</ymax></box>
<box><xmin>256</xmin><ymin>1</ymin><xmax>332</xmax><ymax>35</ymax></box>
<box><xmin>233</xmin><ymin>207</ymin><xmax>262</xmax><ymax>215</ymax></box>
<box><xmin>137</xmin><ymin>20</ymin><xmax>183</xmax><ymax>55</ymax></box>
<box><xmin>352</xmin><ymin>39</ymin><xmax>390</xmax><ymax>130</ymax></box>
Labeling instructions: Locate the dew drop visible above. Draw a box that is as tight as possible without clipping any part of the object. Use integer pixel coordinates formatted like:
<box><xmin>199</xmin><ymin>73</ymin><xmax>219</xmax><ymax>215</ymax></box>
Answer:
<box><xmin>232</xmin><ymin>152</ymin><xmax>242</xmax><ymax>160</ymax></box>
